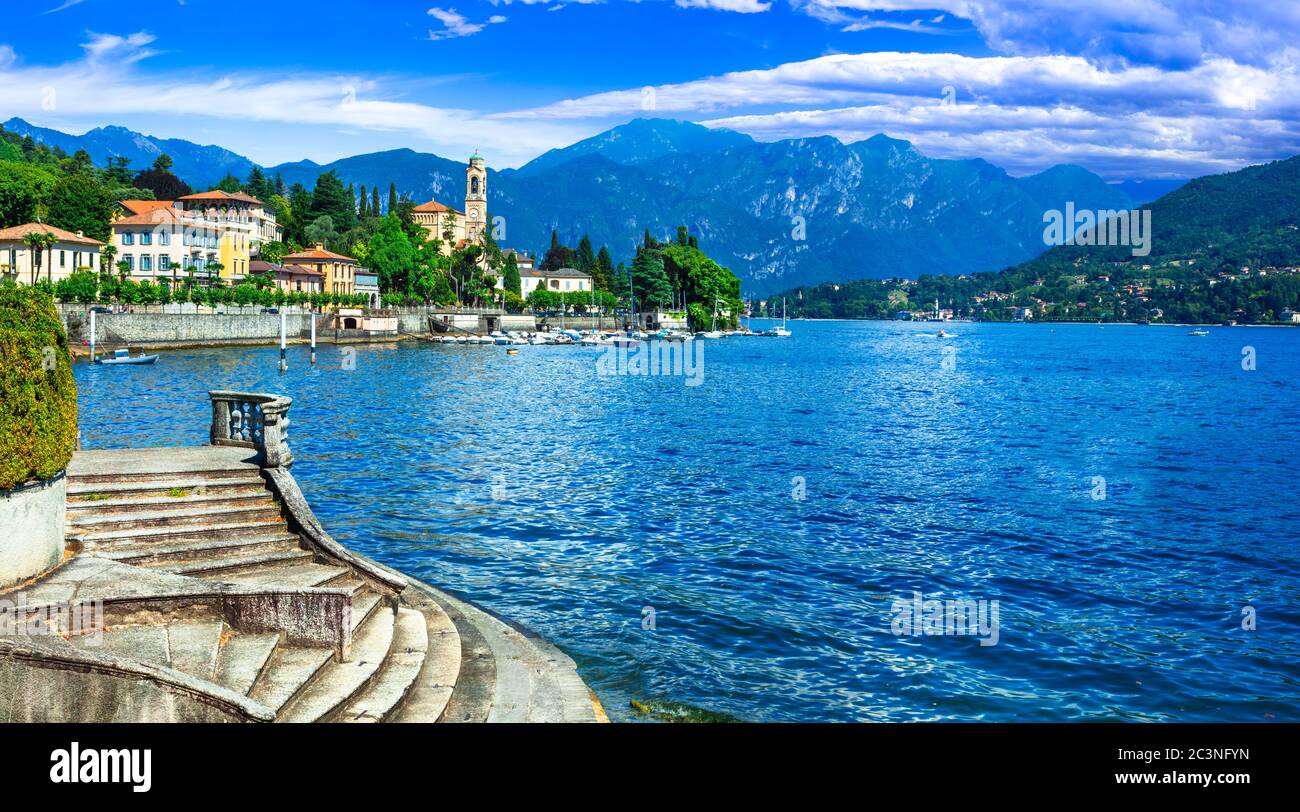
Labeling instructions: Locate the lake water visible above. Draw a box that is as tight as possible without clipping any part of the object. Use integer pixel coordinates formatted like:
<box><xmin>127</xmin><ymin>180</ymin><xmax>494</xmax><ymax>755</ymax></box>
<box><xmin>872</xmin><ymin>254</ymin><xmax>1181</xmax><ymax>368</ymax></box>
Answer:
<box><xmin>73</xmin><ymin>321</ymin><xmax>1300</xmax><ymax>722</ymax></box>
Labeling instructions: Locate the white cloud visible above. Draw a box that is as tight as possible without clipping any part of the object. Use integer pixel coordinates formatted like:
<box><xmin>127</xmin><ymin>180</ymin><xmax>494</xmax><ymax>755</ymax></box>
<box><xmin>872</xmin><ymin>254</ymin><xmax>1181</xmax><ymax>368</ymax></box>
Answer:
<box><xmin>493</xmin><ymin>48</ymin><xmax>1300</xmax><ymax>177</ymax></box>
<box><xmin>427</xmin><ymin>7</ymin><xmax>507</xmax><ymax>40</ymax></box>
<box><xmin>80</xmin><ymin>31</ymin><xmax>159</xmax><ymax>64</ymax></box>
<box><xmin>675</xmin><ymin>0</ymin><xmax>772</xmax><ymax>12</ymax></box>
<box><xmin>42</xmin><ymin>0</ymin><xmax>86</xmax><ymax>14</ymax></box>
<box><xmin>0</xmin><ymin>32</ymin><xmax>588</xmax><ymax>168</ymax></box>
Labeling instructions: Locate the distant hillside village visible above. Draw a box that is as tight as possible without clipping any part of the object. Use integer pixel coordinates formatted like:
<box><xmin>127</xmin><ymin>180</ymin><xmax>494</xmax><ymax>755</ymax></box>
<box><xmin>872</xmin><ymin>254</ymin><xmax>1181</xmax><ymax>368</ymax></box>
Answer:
<box><xmin>0</xmin><ymin>123</ymin><xmax>744</xmax><ymax>329</ymax></box>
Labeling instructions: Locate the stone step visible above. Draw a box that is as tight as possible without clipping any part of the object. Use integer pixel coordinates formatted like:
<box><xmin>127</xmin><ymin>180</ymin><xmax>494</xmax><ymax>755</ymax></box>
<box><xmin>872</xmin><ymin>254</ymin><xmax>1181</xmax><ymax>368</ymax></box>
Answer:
<box><xmin>65</xmin><ymin>490</ymin><xmax>272</xmax><ymax>515</ymax></box>
<box><xmin>424</xmin><ymin>592</ymin><xmax>496</xmax><ymax>723</ymax></box>
<box><xmin>72</xmin><ymin>518</ymin><xmax>291</xmax><ymax>547</ymax></box>
<box><xmin>92</xmin><ymin>533</ymin><xmax>302</xmax><ymax>565</ymax></box>
<box><xmin>275</xmin><ymin>605</ymin><xmax>397</xmax><ymax>723</ymax></box>
<box><xmin>66</xmin><ymin>620</ymin><xmax>231</xmax><ymax>686</ymax></box>
<box><xmin>322</xmin><ymin>571</ymin><xmax>369</xmax><ymax>595</ymax></box>
<box><xmin>68</xmin><ymin>467</ymin><xmax>257</xmax><ymax>485</ymax></box>
<box><xmin>68</xmin><ymin>623</ymin><xmax>169</xmax><ymax>666</ymax></box>
<box><xmin>388</xmin><ymin>589</ymin><xmax>464</xmax><ymax>723</ymax></box>
<box><xmin>157</xmin><ymin>548</ymin><xmax>315</xmax><ymax>577</ymax></box>
<box><xmin>165</xmin><ymin>621</ymin><xmax>225</xmax><ymax>681</ymax></box>
<box><xmin>67</xmin><ymin>476</ymin><xmax>267</xmax><ymax>501</ymax></box>
<box><xmin>68</xmin><ymin>504</ymin><xmax>282</xmax><ymax>533</ymax></box>
<box><xmin>213</xmin><ymin>560</ymin><xmax>351</xmax><ymax>589</ymax></box>
<box><xmin>338</xmin><ymin>608</ymin><xmax>429</xmax><ymax>722</ymax></box>
<box><xmin>214</xmin><ymin>632</ymin><xmax>282</xmax><ymax>696</ymax></box>
<box><xmin>351</xmin><ymin>591</ymin><xmax>382</xmax><ymax>634</ymax></box>
<box><xmin>248</xmin><ymin>644</ymin><xmax>336</xmax><ymax>714</ymax></box>
<box><xmin>428</xmin><ymin>591</ymin><xmax>531</xmax><ymax>723</ymax></box>
<box><xmin>522</xmin><ymin>636</ymin><xmax>599</xmax><ymax>723</ymax></box>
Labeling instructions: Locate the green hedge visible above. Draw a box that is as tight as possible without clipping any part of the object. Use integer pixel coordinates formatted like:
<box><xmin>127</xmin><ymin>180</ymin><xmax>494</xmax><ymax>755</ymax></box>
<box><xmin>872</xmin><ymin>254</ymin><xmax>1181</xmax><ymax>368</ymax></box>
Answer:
<box><xmin>0</xmin><ymin>287</ymin><xmax>77</xmax><ymax>490</ymax></box>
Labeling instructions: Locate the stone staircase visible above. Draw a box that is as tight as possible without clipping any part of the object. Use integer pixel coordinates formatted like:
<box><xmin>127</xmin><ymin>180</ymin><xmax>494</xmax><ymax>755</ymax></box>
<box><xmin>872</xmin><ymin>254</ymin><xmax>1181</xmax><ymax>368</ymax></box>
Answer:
<box><xmin>34</xmin><ymin>447</ymin><xmax>605</xmax><ymax>724</ymax></box>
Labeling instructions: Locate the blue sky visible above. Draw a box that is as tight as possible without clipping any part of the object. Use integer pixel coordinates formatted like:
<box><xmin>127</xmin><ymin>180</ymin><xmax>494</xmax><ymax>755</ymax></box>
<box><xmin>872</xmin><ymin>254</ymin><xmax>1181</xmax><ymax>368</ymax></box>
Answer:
<box><xmin>0</xmin><ymin>0</ymin><xmax>1296</xmax><ymax>178</ymax></box>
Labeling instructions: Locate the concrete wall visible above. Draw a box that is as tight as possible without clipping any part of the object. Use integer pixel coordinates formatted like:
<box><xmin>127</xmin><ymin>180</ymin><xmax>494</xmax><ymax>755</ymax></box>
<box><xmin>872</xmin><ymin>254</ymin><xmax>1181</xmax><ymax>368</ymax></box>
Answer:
<box><xmin>69</xmin><ymin>312</ymin><xmax>316</xmax><ymax>347</ymax></box>
<box><xmin>0</xmin><ymin>473</ymin><xmax>66</xmax><ymax>589</ymax></box>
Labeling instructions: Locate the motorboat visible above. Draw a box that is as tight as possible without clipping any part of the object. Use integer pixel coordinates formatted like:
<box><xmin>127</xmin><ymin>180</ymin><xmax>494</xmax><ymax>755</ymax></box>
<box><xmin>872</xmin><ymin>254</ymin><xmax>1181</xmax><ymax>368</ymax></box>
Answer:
<box><xmin>95</xmin><ymin>348</ymin><xmax>158</xmax><ymax>365</ymax></box>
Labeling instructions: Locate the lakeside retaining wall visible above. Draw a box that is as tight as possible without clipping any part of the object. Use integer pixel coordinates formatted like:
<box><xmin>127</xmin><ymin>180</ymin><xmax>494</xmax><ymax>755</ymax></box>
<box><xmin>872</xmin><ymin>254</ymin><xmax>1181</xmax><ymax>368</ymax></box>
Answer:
<box><xmin>56</xmin><ymin>307</ymin><xmax>552</xmax><ymax>349</ymax></box>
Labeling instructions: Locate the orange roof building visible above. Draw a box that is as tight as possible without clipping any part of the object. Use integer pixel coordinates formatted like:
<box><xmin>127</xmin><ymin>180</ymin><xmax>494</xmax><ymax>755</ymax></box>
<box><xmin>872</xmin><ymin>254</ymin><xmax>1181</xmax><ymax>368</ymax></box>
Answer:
<box><xmin>0</xmin><ymin>223</ymin><xmax>105</xmax><ymax>284</ymax></box>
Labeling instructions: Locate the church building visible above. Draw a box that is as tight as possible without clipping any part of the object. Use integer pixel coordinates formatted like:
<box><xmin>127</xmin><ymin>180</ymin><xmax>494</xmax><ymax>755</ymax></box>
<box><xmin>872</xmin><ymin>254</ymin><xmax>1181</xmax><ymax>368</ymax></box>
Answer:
<box><xmin>412</xmin><ymin>152</ymin><xmax>489</xmax><ymax>255</ymax></box>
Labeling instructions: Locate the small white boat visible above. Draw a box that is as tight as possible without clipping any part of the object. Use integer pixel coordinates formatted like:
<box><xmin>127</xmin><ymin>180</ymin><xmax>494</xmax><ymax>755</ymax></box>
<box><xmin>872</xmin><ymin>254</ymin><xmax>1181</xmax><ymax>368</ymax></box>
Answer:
<box><xmin>1188</xmin><ymin>329</ymin><xmax>1210</xmax><ymax>336</ymax></box>
<box><xmin>95</xmin><ymin>348</ymin><xmax>158</xmax><ymax>365</ymax></box>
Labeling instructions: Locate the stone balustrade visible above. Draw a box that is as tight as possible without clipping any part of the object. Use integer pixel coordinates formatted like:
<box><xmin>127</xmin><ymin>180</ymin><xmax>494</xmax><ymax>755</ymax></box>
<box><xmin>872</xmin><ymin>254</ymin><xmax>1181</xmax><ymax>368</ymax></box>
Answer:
<box><xmin>208</xmin><ymin>390</ymin><xmax>294</xmax><ymax>468</ymax></box>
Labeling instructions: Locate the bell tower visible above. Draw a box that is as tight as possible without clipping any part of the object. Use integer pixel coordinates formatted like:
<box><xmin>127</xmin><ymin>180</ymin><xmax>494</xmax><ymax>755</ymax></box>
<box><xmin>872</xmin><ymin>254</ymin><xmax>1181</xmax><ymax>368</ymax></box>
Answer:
<box><xmin>465</xmin><ymin>151</ymin><xmax>487</xmax><ymax>243</ymax></box>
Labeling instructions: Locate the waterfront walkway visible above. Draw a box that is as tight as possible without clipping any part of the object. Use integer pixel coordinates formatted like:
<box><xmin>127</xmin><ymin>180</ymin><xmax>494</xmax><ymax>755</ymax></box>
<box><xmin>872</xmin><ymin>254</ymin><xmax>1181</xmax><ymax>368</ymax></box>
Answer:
<box><xmin>1</xmin><ymin>437</ymin><xmax>604</xmax><ymax>723</ymax></box>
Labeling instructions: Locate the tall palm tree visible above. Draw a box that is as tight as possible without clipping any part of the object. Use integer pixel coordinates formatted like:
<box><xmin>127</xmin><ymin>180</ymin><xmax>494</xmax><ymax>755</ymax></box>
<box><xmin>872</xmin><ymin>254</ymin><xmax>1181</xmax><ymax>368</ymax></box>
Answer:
<box><xmin>23</xmin><ymin>231</ymin><xmax>56</xmax><ymax>286</ymax></box>
<box><xmin>101</xmin><ymin>244</ymin><xmax>117</xmax><ymax>281</ymax></box>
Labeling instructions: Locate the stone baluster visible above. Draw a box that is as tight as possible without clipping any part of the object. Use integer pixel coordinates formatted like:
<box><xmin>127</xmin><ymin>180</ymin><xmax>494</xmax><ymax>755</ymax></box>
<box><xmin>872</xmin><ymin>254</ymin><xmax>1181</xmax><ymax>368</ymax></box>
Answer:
<box><xmin>209</xmin><ymin>390</ymin><xmax>294</xmax><ymax>469</ymax></box>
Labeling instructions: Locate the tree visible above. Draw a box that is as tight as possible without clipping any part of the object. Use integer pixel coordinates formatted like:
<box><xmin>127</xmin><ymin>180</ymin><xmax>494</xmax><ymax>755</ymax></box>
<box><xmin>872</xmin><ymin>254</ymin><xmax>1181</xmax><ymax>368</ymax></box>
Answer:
<box><xmin>387</xmin><ymin>183</ymin><xmax>397</xmax><ymax>216</ymax></box>
<box><xmin>309</xmin><ymin>171</ymin><xmax>354</xmax><ymax>230</ymax></box>
<box><xmin>0</xmin><ymin>161</ymin><xmax>56</xmax><ymax>228</ymax></box>
<box><xmin>212</xmin><ymin>173</ymin><xmax>242</xmax><ymax>193</ymax></box>
<box><xmin>244</xmin><ymin>166</ymin><xmax>274</xmax><ymax>202</ymax></box>
<box><xmin>576</xmin><ymin>234</ymin><xmax>596</xmax><ymax>277</ymax></box>
<box><xmin>23</xmin><ymin>231</ymin><xmax>56</xmax><ymax>285</ymax></box>
<box><xmin>632</xmin><ymin>246</ymin><xmax>672</xmax><ymax>310</ymax></box>
<box><xmin>358</xmin><ymin>184</ymin><xmax>369</xmax><ymax>219</ymax></box>
<box><xmin>372</xmin><ymin>187</ymin><xmax>381</xmax><ymax>217</ymax></box>
<box><xmin>595</xmin><ymin>245</ymin><xmax>614</xmax><ymax>291</ymax></box>
<box><xmin>304</xmin><ymin>215</ymin><xmax>338</xmax><ymax>249</ymax></box>
<box><xmin>541</xmin><ymin>229</ymin><xmax>576</xmax><ymax>271</ymax></box>
<box><xmin>133</xmin><ymin>166</ymin><xmax>192</xmax><ymax>200</ymax></box>
<box><xmin>503</xmin><ymin>251</ymin><xmax>521</xmax><ymax>297</ymax></box>
<box><xmin>152</xmin><ymin>154</ymin><xmax>174</xmax><ymax>173</ymax></box>
<box><xmin>100</xmin><ymin>244</ymin><xmax>117</xmax><ymax>277</ymax></box>
<box><xmin>365</xmin><ymin>214</ymin><xmax>416</xmax><ymax>293</ymax></box>
<box><xmin>47</xmin><ymin>174</ymin><xmax>114</xmax><ymax>242</ymax></box>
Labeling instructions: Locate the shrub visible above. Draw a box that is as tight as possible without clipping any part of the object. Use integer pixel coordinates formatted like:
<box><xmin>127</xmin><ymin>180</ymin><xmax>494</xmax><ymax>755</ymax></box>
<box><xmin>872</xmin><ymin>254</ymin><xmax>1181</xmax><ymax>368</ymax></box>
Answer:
<box><xmin>0</xmin><ymin>287</ymin><xmax>77</xmax><ymax>489</ymax></box>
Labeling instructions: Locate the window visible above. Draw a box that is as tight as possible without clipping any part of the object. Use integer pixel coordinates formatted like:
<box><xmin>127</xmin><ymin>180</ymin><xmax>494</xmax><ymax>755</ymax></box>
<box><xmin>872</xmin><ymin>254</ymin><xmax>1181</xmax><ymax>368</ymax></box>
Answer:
<box><xmin>295</xmin><ymin>280</ymin><xmax>301</xmax><ymax>292</ymax></box>
<box><xmin>122</xmin><ymin>232</ymin><xmax>134</xmax><ymax>245</ymax></box>
<box><xmin>159</xmin><ymin>230</ymin><xmax>169</xmax><ymax>246</ymax></box>
<box><xmin>159</xmin><ymin>256</ymin><xmax>170</xmax><ymax>272</ymax></box>
<box><xmin>141</xmin><ymin>232</ymin><xmax>152</xmax><ymax>246</ymax></box>
<box><xmin>124</xmin><ymin>255</ymin><xmax>134</xmax><ymax>271</ymax></box>
<box><xmin>59</xmin><ymin>250</ymin><xmax>66</xmax><ymax>268</ymax></box>
<box><xmin>140</xmin><ymin>255</ymin><xmax>152</xmax><ymax>273</ymax></box>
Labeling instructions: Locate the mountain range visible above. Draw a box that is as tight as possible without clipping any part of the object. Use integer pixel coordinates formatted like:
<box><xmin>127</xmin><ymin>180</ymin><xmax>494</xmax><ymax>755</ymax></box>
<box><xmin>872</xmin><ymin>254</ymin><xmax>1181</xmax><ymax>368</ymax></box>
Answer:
<box><xmin>4</xmin><ymin>116</ymin><xmax>1173</xmax><ymax>294</ymax></box>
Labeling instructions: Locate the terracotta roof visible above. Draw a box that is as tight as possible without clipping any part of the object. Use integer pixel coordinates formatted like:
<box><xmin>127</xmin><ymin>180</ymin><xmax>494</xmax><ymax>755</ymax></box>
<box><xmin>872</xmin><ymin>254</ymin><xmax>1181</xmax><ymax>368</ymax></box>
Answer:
<box><xmin>0</xmin><ymin>222</ymin><xmax>105</xmax><ymax>247</ymax></box>
<box><xmin>113</xmin><ymin>207</ymin><xmax>181</xmax><ymax>227</ymax></box>
<box><xmin>178</xmin><ymin>190</ymin><xmax>264</xmax><ymax>206</ymax></box>
<box><xmin>282</xmin><ymin>245</ymin><xmax>356</xmax><ymax>263</ymax></box>
<box><xmin>249</xmin><ymin>260</ymin><xmax>323</xmax><ymax>277</ymax></box>
<box><xmin>413</xmin><ymin>200</ymin><xmax>463</xmax><ymax>214</ymax></box>
<box><xmin>118</xmin><ymin>200</ymin><xmax>175</xmax><ymax>216</ymax></box>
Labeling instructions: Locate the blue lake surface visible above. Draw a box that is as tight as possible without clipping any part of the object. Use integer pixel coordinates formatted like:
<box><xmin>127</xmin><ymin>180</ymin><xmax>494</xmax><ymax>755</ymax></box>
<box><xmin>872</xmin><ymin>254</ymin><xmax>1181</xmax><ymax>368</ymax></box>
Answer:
<box><xmin>73</xmin><ymin>321</ymin><xmax>1300</xmax><ymax>721</ymax></box>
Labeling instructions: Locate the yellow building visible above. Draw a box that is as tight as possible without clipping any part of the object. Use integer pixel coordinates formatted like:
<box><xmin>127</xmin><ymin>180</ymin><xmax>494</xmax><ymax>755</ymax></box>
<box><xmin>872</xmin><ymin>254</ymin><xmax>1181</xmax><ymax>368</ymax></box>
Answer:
<box><xmin>110</xmin><ymin>192</ymin><xmax>279</xmax><ymax>284</ymax></box>
<box><xmin>281</xmin><ymin>243</ymin><xmax>357</xmax><ymax>296</ymax></box>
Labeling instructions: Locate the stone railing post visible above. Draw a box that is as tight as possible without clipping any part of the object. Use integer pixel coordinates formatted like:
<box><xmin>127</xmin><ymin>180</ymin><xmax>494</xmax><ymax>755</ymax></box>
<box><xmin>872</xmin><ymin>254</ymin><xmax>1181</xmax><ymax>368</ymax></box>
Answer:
<box><xmin>208</xmin><ymin>390</ymin><xmax>294</xmax><ymax>469</ymax></box>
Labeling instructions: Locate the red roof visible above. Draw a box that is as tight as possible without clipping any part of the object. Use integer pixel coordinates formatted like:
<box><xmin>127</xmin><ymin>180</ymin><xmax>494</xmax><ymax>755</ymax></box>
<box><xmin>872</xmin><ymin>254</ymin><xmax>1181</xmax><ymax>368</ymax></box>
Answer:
<box><xmin>118</xmin><ymin>200</ymin><xmax>175</xmax><ymax>216</ymax></box>
<box><xmin>178</xmin><ymin>190</ymin><xmax>264</xmax><ymax>206</ymax></box>
<box><xmin>113</xmin><ymin>207</ymin><xmax>181</xmax><ymax>227</ymax></box>
<box><xmin>413</xmin><ymin>200</ymin><xmax>463</xmax><ymax>214</ymax></box>
<box><xmin>0</xmin><ymin>222</ymin><xmax>104</xmax><ymax>247</ymax></box>
<box><xmin>282</xmin><ymin>244</ymin><xmax>356</xmax><ymax>263</ymax></box>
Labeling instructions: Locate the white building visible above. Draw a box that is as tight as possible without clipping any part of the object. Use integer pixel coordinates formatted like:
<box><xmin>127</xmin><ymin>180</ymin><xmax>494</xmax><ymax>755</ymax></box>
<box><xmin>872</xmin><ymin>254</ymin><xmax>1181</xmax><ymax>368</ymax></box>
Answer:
<box><xmin>0</xmin><ymin>223</ymin><xmax>104</xmax><ymax>284</ymax></box>
<box><xmin>520</xmin><ymin>266</ymin><xmax>592</xmax><ymax>296</ymax></box>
